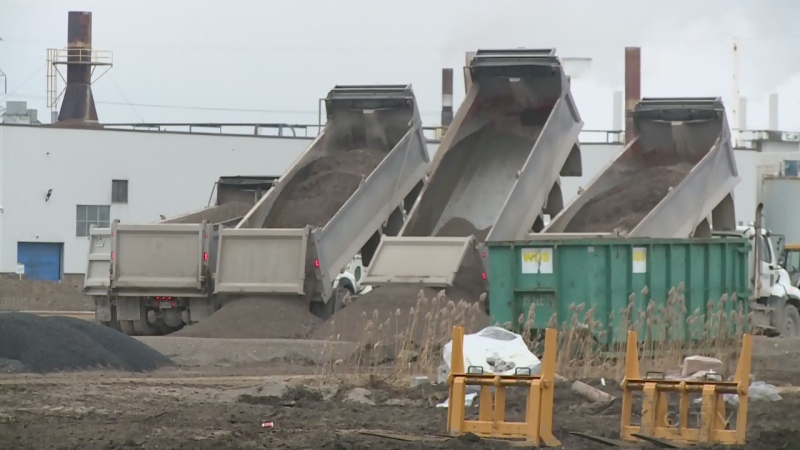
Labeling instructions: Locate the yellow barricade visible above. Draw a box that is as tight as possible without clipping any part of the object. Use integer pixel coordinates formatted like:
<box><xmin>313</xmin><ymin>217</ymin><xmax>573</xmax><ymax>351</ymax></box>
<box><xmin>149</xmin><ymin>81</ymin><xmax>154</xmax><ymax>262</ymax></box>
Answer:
<box><xmin>446</xmin><ymin>326</ymin><xmax>560</xmax><ymax>447</ymax></box>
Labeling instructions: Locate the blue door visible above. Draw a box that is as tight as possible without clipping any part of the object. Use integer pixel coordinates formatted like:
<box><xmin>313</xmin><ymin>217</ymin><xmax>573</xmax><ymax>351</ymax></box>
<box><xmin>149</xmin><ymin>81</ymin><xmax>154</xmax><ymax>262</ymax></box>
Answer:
<box><xmin>17</xmin><ymin>242</ymin><xmax>63</xmax><ymax>281</ymax></box>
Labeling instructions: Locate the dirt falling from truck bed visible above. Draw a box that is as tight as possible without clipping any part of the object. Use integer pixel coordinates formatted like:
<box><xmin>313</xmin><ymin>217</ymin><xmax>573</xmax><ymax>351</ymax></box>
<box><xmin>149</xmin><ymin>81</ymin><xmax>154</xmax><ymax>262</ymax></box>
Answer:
<box><xmin>266</xmin><ymin>148</ymin><xmax>387</xmax><ymax>228</ymax></box>
<box><xmin>172</xmin><ymin>296</ymin><xmax>321</xmax><ymax>339</ymax></box>
<box><xmin>314</xmin><ymin>217</ymin><xmax>491</xmax><ymax>345</ymax></box>
<box><xmin>565</xmin><ymin>163</ymin><xmax>693</xmax><ymax>233</ymax></box>
<box><xmin>162</xmin><ymin>202</ymin><xmax>252</xmax><ymax>225</ymax></box>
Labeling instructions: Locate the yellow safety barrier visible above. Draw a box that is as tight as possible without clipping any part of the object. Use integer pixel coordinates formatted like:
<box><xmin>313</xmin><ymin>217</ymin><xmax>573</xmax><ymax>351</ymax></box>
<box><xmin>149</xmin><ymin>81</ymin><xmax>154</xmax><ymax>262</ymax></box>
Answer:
<box><xmin>620</xmin><ymin>331</ymin><xmax>752</xmax><ymax>447</ymax></box>
<box><xmin>446</xmin><ymin>326</ymin><xmax>560</xmax><ymax>447</ymax></box>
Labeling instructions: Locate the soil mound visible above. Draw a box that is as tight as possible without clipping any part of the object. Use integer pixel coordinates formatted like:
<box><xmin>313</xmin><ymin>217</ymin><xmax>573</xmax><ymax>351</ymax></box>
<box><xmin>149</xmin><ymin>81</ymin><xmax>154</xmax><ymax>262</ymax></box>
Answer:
<box><xmin>163</xmin><ymin>202</ymin><xmax>252</xmax><ymax>225</ymax></box>
<box><xmin>0</xmin><ymin>275</ymin><xmax>93</xmax><ymax>311</ymax></box>
<box><xmin>315</xmin><ymin>217</ymin><xmax>491</xmax><ymax>345</ymax></box>
<box><xmin>312</xmin><ymin>284</ymin><xmax>489</xmax><ymax>344</ymax></box>
<box><xmin>0</xmin><ymin>313</ymin><xmax>171</xmax><ymax>373</ymax></box>
<box><xmin>566</xmin><ymin>164</ymin><xmax>692</xmax><ymax>233</ymax></box>
<box><xmin>266</xmin><ymin>148</ymin><xmax>387</xmax><ymax>228</ymax></box>
<box><xmin>172</xmin><ymin>296</ymin><xmax>321</xmax><ymax>339</ymax></box>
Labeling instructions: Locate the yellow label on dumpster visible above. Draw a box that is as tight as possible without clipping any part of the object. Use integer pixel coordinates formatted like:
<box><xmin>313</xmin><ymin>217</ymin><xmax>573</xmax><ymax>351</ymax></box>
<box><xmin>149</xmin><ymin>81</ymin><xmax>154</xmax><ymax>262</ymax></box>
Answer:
<box><xmin>521</xmin><ymin>248</ymin><xmax>553</xmax><ymax>274</ymax></box>
<box><xmin>632</xmin><ymin>247</ymin><xmax>647</xmax><ymax>274</ymax></box>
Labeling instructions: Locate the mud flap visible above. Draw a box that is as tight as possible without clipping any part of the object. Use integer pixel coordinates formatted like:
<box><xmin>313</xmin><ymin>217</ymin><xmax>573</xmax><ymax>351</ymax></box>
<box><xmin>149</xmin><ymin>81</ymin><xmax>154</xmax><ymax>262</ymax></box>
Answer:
<box><xmin>116</xmin><ymin>297</ymin><xmax>141</xmax><ymax>321</ymax></box>
<box><xmin>94</xmin><ymin>297</ymin><xmax>112</xmax><ymax>322</ymax></box>
<box><xmin>750</xmin><ymin>301</ymin><xmax>774</xmax><ymax>332</ymax></box>
<box><xmin>188</xmin><ymin>298</ymin><xmax>214</xmax><ymax>323</ymax></box>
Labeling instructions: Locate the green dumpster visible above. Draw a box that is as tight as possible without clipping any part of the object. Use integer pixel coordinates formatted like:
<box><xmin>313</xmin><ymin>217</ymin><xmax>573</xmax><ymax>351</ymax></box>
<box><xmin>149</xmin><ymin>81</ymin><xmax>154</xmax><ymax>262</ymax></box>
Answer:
<box><xmin>486</xmin><ymin>238</ymin><xmax>750</xmax><ymax>346</ymax></box>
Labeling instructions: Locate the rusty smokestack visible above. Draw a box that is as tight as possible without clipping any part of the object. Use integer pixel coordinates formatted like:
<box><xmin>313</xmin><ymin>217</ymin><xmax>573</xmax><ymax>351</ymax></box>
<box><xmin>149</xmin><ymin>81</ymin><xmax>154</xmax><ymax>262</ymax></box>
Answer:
<box><xmin>57</xmin><ymin>11</ymin><xmax>99</xmax><ymax>125</ymax></box>
<box><xmin>624</xmin><ymin>47</ymin><xmax>641</xmax><ymax>144</ymax></box>
<box><xmin>441</xmin><ymin>68</ymin><xmax>454</xmax><ymax>129</ymax></box>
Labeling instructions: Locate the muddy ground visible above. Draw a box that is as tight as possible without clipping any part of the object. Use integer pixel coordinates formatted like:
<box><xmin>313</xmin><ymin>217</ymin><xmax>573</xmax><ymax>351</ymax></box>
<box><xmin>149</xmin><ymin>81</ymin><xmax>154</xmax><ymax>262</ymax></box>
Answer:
<box><xmin>1</xmin><ymin>338</ymin><xmax>800</xmax><ymax>450</ymax></box>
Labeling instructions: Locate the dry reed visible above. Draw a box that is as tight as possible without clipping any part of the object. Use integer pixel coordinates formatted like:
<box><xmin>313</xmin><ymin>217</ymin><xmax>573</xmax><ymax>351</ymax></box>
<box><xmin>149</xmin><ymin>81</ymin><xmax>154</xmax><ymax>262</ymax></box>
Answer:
<box><xmin>318</xmin><ymin>283</ymin><xmax>747</xmax><ymax>384</ymax></box>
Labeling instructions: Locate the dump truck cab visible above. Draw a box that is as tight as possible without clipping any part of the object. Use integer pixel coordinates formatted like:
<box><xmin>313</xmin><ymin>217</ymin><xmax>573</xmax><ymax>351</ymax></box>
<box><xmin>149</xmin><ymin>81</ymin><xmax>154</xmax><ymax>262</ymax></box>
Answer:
<box><xmin>743</xmin><ymin>204</ymin><xmax>800</xmax><ymax>337</ymax></box>
<box><xmin>781</xmin><ymin>243</ymin><xmax>800</xmax><ymax>287</ymax></box>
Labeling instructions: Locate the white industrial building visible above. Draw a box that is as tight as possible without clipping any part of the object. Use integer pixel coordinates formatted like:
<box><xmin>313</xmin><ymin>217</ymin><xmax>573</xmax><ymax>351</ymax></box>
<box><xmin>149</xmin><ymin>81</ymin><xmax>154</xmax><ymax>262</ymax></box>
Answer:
<box><xmin>0</xmin><ymin>123</ymin><xmax>307</xmax><ymax>279</ymax></box>
<box><xmin>0</xmin><ymin>119</ymin><xmax>797</xmax><ymax>280</ymax></box>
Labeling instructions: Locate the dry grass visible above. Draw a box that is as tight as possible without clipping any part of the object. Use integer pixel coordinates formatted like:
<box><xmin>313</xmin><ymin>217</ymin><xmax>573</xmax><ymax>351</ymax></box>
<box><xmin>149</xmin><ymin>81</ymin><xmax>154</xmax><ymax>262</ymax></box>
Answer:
<box><xmin>317</xmin><ymin>283</ymin><xmax>747</xmax><ymax>384</ymax></box>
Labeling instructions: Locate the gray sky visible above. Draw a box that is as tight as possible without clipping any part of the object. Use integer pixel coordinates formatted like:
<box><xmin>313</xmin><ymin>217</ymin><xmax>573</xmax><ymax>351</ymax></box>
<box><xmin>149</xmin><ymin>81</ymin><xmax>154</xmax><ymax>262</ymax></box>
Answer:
<box><xmin>2</xmin><ymin>0</ymin><xmax>800</xmax><ymax>131</ymax></box>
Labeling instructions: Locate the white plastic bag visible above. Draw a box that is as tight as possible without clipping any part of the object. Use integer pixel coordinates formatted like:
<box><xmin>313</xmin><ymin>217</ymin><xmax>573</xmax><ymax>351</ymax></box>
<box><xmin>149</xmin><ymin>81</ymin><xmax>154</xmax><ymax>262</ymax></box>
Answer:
<box><xmin>726</xmin><ymin>381</ymin><xmax>782</xmax><ymax>405</ymax></box>
<box><xmin>442</xmin><ymin>326</ymin><xmax>541</xmax><ymax>377</ymax></box>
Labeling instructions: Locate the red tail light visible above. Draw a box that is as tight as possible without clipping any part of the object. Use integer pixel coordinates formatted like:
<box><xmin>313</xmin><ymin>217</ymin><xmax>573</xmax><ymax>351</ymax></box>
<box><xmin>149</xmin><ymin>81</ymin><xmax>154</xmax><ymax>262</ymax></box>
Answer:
<box><xmin>482</xmin><ymin>252</ymin><xmax>486</xmax><ymax>258</ymax></box>
<box><xmin>314</xmin><ymin>259</ymin><xmax>320</xmax><ymax>268</ymax></box>
<box><xmin>203</xmin><ymin>252</ymin><xmax>208</xmax><ymax>262</ymax></box>
<box><xmin>481</xmin><ymin>272</ymin><xmax>487</xmax><ymax>280</ymax></box>
<box><xmin>111</xmin><ymin>251</ymin><xmax>115</xmax><ymax>260</ymax></box>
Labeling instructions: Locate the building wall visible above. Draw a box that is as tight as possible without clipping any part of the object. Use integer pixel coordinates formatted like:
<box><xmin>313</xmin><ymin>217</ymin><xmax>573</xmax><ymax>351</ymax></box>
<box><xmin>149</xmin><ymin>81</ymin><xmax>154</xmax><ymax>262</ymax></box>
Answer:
<box><xmin>0</xmin><ymin>125</ymin><xmax>311</xmax><ymax>274</ymax></box>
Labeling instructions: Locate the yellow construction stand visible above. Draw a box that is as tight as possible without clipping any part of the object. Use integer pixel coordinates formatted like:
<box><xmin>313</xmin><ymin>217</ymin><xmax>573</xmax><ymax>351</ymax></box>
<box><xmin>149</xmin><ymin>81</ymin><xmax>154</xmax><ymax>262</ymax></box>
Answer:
<box><xmin>620</xmin><ymin>331</ymin><xmax>752</xmax><ymax>446</ymax></box>
<box><xmin>446</xmin><ymin>326</ymin><xmax>560</xmax><ymax>447</ymax></box>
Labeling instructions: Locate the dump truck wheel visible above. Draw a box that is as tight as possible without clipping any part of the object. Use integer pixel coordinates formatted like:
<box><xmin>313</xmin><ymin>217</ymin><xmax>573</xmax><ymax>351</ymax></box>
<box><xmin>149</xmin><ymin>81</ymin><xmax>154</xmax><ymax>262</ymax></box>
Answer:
<box><xmin>119</xmin><ymin>320</ymin><xmax>136</xmax><ymax>336</ymax></box>
<box><xmin>133</xmin><ymin>319</ymin><xmax>158</xmax><ymax>336</ymax></box>
<box><xmin>101</xmin><ymin>320</ymin><xmax>121</xmax><ymax>332</ymax></box>
<box><xmin>782</xmin><ymin>304</ymin><xmax>800</xmax><ymax>338</ymax></box>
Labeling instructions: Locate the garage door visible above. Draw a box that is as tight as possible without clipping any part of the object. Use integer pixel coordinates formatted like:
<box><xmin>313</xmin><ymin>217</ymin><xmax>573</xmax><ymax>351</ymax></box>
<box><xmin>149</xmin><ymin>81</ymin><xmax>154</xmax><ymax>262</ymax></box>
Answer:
<box><xmin>17</xmin><ymin>242</ymin><xmax>63</xmax><ymax>281</ymax></box>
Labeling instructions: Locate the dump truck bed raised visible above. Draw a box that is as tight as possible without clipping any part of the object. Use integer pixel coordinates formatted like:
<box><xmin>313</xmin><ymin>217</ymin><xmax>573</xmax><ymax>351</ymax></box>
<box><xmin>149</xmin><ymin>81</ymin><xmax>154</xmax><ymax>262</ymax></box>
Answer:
<box><xmin>213</xmin><ymin>85</ymin><xmax>430</xmax><ymax>313</ymax></box>
<box><xmin>361</xmin><ymin>49</ymin><xmax>584</xmax><ymax>290</ymax></box>
<box><xmin>544</xmin><ymin>97</ymin><xmax>739</xmax><ymax>238</ymax></box>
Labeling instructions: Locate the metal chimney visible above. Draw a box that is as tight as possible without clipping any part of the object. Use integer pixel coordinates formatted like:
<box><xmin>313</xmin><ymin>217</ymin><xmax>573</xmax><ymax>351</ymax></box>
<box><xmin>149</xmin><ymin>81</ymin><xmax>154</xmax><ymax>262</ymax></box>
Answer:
<box><xmin>624</xmin><ymin>47</ymin><xmax>641</xmax><ymax>144</ymax></box>
<box><xmin>57</xmin><ymin>11</ymin><xmax>99</xmax><ymax>125</ymax></box>
<box><xmin>441</xmin><ymin>68</ymin><xmax>454</xmax><ymax>130</ymax></box>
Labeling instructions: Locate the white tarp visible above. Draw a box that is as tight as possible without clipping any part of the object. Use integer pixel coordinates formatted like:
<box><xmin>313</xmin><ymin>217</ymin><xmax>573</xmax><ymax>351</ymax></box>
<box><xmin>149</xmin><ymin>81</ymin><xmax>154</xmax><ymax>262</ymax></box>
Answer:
<box><xmin>443</xmin><ymin>326</ymin><xmax>541</xmax><ymax>376</ymax></box>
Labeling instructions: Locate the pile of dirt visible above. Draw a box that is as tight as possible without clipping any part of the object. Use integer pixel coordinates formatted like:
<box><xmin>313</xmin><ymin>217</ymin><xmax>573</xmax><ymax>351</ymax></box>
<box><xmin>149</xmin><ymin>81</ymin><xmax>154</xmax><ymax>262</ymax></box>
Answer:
<box><xmin>266</xmin><ymin>148</ymin><xmax>387</xmax><ymax>228</ymax></box>
<box><xmin>163</xmin><ymin>202</ymin><xmax>252</xmax><ymax>224</ymax></box>
<box><xmin>566</xmin><ymin>164</ymin><xmax>692</xmax><ymax>233</ymax></box>
<box><xmin>172</xmin><ymin>296</ymin><xmax>321</xmax><ymax>339</ymax></box>
<box><xmin>314</xmin><ymin>217</ymin><xmax>491</xmax><ymax>345</ymax></box>
<box><xmin>0</xmin><ymin>274</ymin><xmax>93</xmax><ymax>311</ymax></box>
<box><xmin>0</xmin><ymin>313</ymin><xmax>171</xmax><ymax>373</ymax></box>
<box><xmin>312</xmin><ymin>284</ymin><xmax>489</xmax><ymax>344</ymax></box>
<box><xmin>435</xmin><ymin>217</ymin><xmax>491</xmax><ymax>242</ymax></box>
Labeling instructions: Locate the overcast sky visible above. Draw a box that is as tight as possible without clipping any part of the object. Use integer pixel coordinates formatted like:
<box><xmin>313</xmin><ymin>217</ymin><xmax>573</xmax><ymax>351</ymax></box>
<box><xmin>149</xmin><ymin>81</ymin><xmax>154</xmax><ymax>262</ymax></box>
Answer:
<box><xmin>2</xmin><ymin>0</ymin><xmax>800</xmax><ymax>132</ymax></box>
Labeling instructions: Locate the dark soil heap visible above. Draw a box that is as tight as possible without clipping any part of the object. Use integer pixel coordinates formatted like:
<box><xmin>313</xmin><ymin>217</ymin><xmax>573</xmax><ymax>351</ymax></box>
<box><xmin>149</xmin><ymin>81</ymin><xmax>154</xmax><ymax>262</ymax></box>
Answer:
<box><xmin>314</xmin><ymin>217</ymin><xmax>491</xmax><ymax>344</ymax></box>
<box><xmin>0</xmin><ymin>313</ymin><xmax>171</xmax><ymax>373</ymax></box>
<box><xmin>172</xmin><ymin>296</ymin><xmax>321</xmax><ymax>339</ymax></box>
<box><xmin>266</xmin><ymin>148</ymin><xmax>387</xmax><ymax>228</ymax></box>
<box><xmin>0</xmin><ymin>274</ymin><xmax>93</xmax><ymax>311</ymax></box>
<box><xmin>566</xmin><ymin>164</ymin><xmax>692</xmax><ymax>233</ymax></box>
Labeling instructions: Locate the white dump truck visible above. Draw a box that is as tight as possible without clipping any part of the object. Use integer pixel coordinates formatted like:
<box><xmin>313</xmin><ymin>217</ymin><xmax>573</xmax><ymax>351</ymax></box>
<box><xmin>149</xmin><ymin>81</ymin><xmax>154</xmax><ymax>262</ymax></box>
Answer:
<box><xmin>84</xmin><ymin>177</ymin><xmax>276</xmax><ymax>335</ymax></box>
<box><xmin>358</xmin><ymin>49</ymin><xmax>584</xmax><ymax>307</ymax></box>
<box><xmin>212</xmin><ymin>84</ymin><xmax>429</xmax><ymax>320</ymax></box>
<box><xmin>746</xmin><ymin>204</ymin><xmax>800</xmax><ymax>337</ymax></box>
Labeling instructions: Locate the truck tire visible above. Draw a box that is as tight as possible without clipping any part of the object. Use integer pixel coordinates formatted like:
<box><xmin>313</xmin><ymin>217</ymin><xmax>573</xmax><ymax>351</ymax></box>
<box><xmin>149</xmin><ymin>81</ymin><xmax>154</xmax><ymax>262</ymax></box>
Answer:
<box><xmin>119</xmin><ymin>320</ymin><xmax>136</xmax><ymax>336</ymax></box>
<box><xmin>316</xmin><ymin>285</ymin><xmax>351</xmax><ymax>320</ymax></box>
<box><xmin>133</xmin><ymin>319</ymin><xmax>159</xmax><ymax>336</ymax></box>
<box><xmin>783</xmin><ymin>304</ymin><xmax>800</xmax><ymax>338</ymax></box>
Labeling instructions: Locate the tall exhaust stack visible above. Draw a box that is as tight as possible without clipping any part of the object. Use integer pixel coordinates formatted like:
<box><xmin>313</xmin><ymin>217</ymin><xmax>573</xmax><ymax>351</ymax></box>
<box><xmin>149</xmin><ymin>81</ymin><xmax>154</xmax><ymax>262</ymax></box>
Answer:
<box><xmin>57</xmin><ymin>11</ymin><xmax>99</xmax><ymax>125</ymax></box>
<box><xmin>441</xmin><ymin>68</ymin><xmax>454</xmax><ymax>133</ymax></box>
<box><xmin>624</xmin><ymin>47</ymin><xmax>641</xmax><ymax>144</ymax></box>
